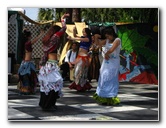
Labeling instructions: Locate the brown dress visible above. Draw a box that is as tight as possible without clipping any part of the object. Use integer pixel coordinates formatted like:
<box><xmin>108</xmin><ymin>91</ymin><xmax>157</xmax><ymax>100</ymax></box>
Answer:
<box><xmin>88</xmin><ymin>44</ymin><xmax>101</xmax><ymax>82</ymax></box>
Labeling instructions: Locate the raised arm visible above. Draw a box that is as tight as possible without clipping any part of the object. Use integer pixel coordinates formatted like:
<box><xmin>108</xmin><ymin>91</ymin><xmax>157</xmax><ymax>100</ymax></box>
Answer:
<box><xmin>31</xmin><ymin>29</ymin><xmax>44</xmax><ymax>44</ymax></box>
<box><xmin>55</xmin><ymin>13</ymin><xmax>70</xmax><ymax>37</ymax></box>
<box><xmin>67</xmin><ymin>36</ymin><xmax>90</xmax><ymax>42</ymax></box>
<box><xmin>94</xmin><ymin>34</ymin><xmax>106</xmax><ymax>48</ymax></box>
<box><xmin>73</xmin><ymin>26</ymin><xmax>79</xmax><ymax>38</ymax></box>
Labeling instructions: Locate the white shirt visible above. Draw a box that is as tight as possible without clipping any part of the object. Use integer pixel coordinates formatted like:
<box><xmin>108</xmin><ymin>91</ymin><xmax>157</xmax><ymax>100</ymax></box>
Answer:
<box><xmin>64</xmin><ymin>49</ymin><xmax>77</xmax><ymax>63</ymax></box>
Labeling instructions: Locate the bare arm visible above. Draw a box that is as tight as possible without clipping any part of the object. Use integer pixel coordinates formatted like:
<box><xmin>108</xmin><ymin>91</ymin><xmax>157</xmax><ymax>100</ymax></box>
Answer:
<box><xmin>31</xmin><ymin>30</ymin><xmax>44</xmax><ymax>44</ymax></box>
<box><xmin>67</xmin><ymin>36</ymin><xmax>90</xmax><ymax>42</ymax></box>
<box><xmin>55</xmin><ymin>13</ymin><xmax>70</xmax><ymax>37</ymax></box>
<box><xmin>73</xmin><ymin>26</ymin><xmax>79</xmax><ymax>38</ymax></box>
<box><xmin>94</xmin><ymin>34</ymin><xmax>106</xmax><ymax>48</ymax></box>
<box><xmin>105</xmin><ymin>38</ymin><xmax>120</xmax><ymax>60</ymax></box>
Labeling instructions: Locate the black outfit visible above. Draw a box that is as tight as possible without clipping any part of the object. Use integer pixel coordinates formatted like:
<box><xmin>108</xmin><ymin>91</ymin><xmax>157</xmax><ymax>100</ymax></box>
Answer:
<box><xmin>39</xmin><ymin>91</ymin><xmax>59</xmax><ymax>110</ymax></box>
<box><xmin>60</xmin><ymin>49</ymin><xmax>77</xmax><ymax>81</ymax></box>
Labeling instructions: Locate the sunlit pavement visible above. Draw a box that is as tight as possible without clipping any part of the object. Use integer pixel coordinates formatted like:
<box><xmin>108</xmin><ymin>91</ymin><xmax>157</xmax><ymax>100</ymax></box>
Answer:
<box><xmin>8</xmin><ymin>80</ymin><xmax>159</xmax><ymax>121</ymax></box>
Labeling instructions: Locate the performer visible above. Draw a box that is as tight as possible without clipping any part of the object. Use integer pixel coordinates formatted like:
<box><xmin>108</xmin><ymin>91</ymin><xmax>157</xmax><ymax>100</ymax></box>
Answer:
<box><xmin>38</xmin><ymin>13</ymin><xmax>69</xmax><ymax>111</ymax></box>
<box><xmin>87</xmin><ymin>35</ymin><xmax>101</xmax><ymax>82</ymax></box>
<box><xmin>67</xmin><ymin>27</ymin><xmax>92</xmax><ymax>91</ymax></box>
<box><xmin>93</xmin><ymin>27</ymin><xmax>121</xmax><ymax>105</ymax></box>
<box><xmin>18</xmin><ymin>28</ymin><xmax>44</xmax><ymax>95</ymax></box>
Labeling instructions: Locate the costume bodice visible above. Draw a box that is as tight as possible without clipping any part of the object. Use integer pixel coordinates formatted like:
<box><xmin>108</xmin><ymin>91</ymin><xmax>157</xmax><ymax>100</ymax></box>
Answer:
<box><xmin>25</xmin><ymin>41</ymin><xmax>32</xmax><ymax>52</ymax></box>
<box><xmin>79</xmin><ymin>36</ymin><xmax>91</xmax><ymax>50</ymax></box>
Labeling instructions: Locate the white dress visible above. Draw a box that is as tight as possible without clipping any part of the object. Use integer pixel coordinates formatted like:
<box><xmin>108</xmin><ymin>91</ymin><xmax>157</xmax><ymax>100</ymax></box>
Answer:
<box><xmin>96</xmin><ymin>38</ymin><xmax>121</xmax><ymax>98</ymax></box>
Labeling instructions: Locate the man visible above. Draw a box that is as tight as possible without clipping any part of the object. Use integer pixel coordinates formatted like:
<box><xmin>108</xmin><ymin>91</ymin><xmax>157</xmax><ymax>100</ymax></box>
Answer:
<box><xmin>60</xmin><ymin>42</ymin><xmax>78</xmax><ymax>82</ymax></box>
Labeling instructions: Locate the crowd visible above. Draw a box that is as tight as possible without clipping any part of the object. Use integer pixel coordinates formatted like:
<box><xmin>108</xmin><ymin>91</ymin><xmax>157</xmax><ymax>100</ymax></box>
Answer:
<box><xmin>17</xmin><ymin>13</ymin><xmax>121</xmax><ymax>111</ymax></box>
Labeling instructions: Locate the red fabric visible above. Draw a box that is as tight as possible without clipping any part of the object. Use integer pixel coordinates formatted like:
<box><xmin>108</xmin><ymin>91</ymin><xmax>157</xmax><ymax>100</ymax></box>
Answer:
<box><xmin>129</xmin><ymin>71</ymin><xmax>158</xmax><ymax>85</ymax></box>
<box><xmin>55</xmin><ymin>30</ymin><xmax>65</xmax><ymax>37</ymax></box>
<box><xmin>69</xmin><ymin>82</ymin><xmax>92</xmax><ymax>91</ymax></box>
<box><xmin>119</xmin><ymin>72</ymin><xmax>130</xmax><ymax>81</ymax></box>
<box><xmin>25</xmin><ymin>41</ymin><xmax>32</xmax><ymax>52</ymax></box>
<box><xmin>130</xmin><ymin>51</ymin><xmax>137</xmax><ymax>62</ymax></box>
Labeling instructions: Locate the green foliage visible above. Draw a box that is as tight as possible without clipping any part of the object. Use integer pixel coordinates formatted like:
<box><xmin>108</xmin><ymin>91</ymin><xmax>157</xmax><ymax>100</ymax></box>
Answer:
<box><xmin>37</xmin><ymin>8</ymin><xmax>158</xmax><ymax>23</ymax></box>
<box><xmin>118</xmin><ymin>26</ymin><xmax>158</xmax><ymax>66</ymax></box>
<box><xmin>38</xmin><ymin>8</ymin><xmax>55</xmax><ymax>21</ymax></box>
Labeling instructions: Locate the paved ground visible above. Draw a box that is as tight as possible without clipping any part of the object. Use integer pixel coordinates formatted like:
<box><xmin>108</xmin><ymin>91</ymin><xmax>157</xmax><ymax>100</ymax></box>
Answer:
<box><xmin>8</xmin><ymin>80</ymin><xmax>159</xmax><ymax>121</ymax></box>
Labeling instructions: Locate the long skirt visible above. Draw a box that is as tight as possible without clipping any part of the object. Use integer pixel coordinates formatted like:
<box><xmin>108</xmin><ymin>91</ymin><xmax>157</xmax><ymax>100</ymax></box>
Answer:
<box><xmin>38</xmin><ymin>59</ymin><xmax>63</xmax><ymax>109</ymax></box>
<box><xmin>18</xmin><ymin>60</ymin><xmax>38</xmax><ymax>95</ymax></box>
<box><xmin>88</xmin><ymin>53</ymin><xmax>100</xmax><ymax>82</ymax></box>
<box><xmin>69</xmin><ymin>55</ymin><xmax>92</xmax><ymax>91</ymax></box>
<box><xmin>93</xmin><ymin>58</ymin><xmax>121</xmax><ymax>105</ymax></box>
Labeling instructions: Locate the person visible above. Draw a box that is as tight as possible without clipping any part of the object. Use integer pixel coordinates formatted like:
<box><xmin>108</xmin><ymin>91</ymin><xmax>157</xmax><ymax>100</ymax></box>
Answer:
<box><xmin>93</xmin><ymin>27</ymin><xmax>121</xmax><ymax>105</ymax></box>
<box><xmin>67</xmin><ymin>27</ymin><xmax>92</xmax><ymax>91</ymax></box>
<box><xmin>87</xmin><ymin>35</ymin><xmax>101</xmax><ymax>82</ymax></box>
<box><xmin>38</xmin><ymin>13</ymin><xmax>70</xmax><ymax>111</ymax></box>
<box><xmin>60</xmin><ymin>42</ymin><xmax>78</xmax><ymax>82</ymax></box>
<box><xmin>17</xmin><ymin>28</ymin><xmax>44</xmax><ymax>95</ymax></box>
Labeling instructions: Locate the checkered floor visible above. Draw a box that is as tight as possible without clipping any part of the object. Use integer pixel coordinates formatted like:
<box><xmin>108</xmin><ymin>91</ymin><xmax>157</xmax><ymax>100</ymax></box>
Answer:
<box><xmin>8</xmin><ymin>80</ymin><xmax>159</xmax><ymax>121</ymax></box>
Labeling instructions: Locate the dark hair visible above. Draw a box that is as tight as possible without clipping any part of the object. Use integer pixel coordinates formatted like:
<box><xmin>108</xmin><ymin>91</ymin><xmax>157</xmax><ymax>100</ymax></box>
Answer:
<box><xmin>84</xmin><ymin>28</ymin><xmax>92</xmax><ymax>42</ymax></box>
<box><xmin>51</xmin><ymin>25</ymin><xmax>61</xmax><ymax>34</ymax></box>
<box><xmin>72</xmin><ymin>42</ymin><xmax>78</xmax><ymax>46</ymax></box>
<box><xmin>20</xmin><ymin>29</ymin><xmax>31</xmax><ymax>60</ymax></box>
<box><xmin>90</xmin><ymin>26</ymin><xmax>100</xmax><ymax>36</ymax></box>
<box><xmin>42</xmin><ymin>25</ymin><xmax>61</xmax><ymax>45</ymax></box>
<box><xmin>104</xmin><ymin>27</ymin><xmax>118</xmax><ymax>38</ymax></box>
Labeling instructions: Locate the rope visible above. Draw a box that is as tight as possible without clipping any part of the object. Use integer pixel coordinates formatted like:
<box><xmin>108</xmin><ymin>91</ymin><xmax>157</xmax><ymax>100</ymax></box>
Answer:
<box><xmin>18</xmin><ymin>11</ymin><xmax>54</xmax><ymax>25</ymax></box>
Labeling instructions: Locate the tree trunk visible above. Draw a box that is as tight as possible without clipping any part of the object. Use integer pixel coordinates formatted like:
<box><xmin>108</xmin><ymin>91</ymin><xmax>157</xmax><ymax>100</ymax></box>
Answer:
<box><xmin>66</xmin><ymin>8</ymin><xmax>72</xmax><ymax>23</ymax></box>
<box><xmin>72</xmin><ymin>8</ymin><xmax>81</xmax><ymax>22</ymax></box>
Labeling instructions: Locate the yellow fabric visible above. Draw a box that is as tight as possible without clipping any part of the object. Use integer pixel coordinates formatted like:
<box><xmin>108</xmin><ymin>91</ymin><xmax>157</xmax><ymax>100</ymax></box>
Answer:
<box><xmin>18</xmin><ymin>11</ymin><xmax>53</xmax><ymax>25</ymax></box>
<box><xmin>58</xmin><ymin>23</ymin><xmax>86</xmax><ymax>66</ymax></box>
<box><xmin>74</xmin><ymin>22</ymin><xmax>87</xmax><ymax>37</ymax></box>
<box><xmin>58</xmin><ymin>41</ymin><xmax>72</xmax><ymax>66</ymax></box>
<box><xmin>55</xmin><ymin>22</ymin><xmax>76</xmax><ymax>37</ymax></box>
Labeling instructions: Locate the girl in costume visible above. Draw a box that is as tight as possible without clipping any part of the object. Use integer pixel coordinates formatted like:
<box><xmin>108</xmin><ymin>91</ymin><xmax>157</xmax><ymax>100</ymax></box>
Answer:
<box><xmin>38</xmin><ymin>13</ymin><xmax>69</xmax><ymax>111</ymax></box>
<box><xmin>93</xmin><ymin>27</ymin><xmax>121</xmax><ymax>105</ymax></box>
<box><xmin>87</xmin><ymin>35</ymin><xmax>101</xmax><ymax>82</ymax></box>
<box><xmin>18</xmin><ymin>28</ymin><xmax>44</xmax><ymax>95</ymax></box>
<box><xmin>67</xmin><ymin>27</ymin><xmax>92</xmax><ymax>91</ymax></box>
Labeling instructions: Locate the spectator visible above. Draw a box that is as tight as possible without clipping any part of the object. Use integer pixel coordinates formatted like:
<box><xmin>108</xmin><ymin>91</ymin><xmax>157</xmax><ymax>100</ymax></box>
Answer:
<box><xmin>60</xmin><ymin>42</ymin><xmax>78</xmax><ymax>82</ymax></box>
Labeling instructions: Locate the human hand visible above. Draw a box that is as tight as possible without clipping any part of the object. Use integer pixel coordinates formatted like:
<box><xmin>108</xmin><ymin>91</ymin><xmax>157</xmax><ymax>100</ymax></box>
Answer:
<box><xmin>67</xmin><ymin>36</ymin><xmax>72</xmax><ymax>40</ymax></box>
<box><xmin>105</xmin><ymin>52</ymin><xmax>110</xmax><ymax>60</ymax></box>
<box><xmin>73</xmin><ymin>26</ymin><xmax>77</xmax><ymax>30</ymax></box>
<box><xmin>64</xmin><ymin>13</ymin><xmax>70</xmax><ymax>17</ymax></box>
<box><xmin>61</xmin><ymin>13</ymin><xmax>70</xmax><ymax>20</ymax></box>
<box><xmin>40</xmin><ymin>29</ymin><xmax>45</xmax><ymax>34</ymax></box>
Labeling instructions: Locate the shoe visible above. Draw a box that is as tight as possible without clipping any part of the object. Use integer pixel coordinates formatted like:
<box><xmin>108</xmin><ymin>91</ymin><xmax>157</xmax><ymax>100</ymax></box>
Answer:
<box><xmin>53</xmin><ymin>105</ymin><xmax>58</xmax><ymax>110</ymax></box>
<box><xmin>42</xmin><ymin>106</ymin><xmax>57</xmax><ymax>111</ymax></box>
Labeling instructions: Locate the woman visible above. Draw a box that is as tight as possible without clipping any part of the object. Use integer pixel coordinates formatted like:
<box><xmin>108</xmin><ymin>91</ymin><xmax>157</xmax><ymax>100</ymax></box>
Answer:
<box><xmin>38</xmin><ymin>13</ymin><xmax>69</xmax><ymax>111</ymax></box>
<box><xmin>93</xmin><ymin>27</ymin><xmax>121</xmax><ymax>105</ymax></box>
<box><xmin>67</xmin><ymin>27</ymin><xmax>92</xmax><ymax>91</ymax></box>
<box><xmin>18</xmin><ymin>28</ymin><xmax>43</xmax><ymax>95</ymax></box>
<box><xmin>87</xmin><ymin>35</ymin><xmax>101</xmax><ymax>82</ymax></box>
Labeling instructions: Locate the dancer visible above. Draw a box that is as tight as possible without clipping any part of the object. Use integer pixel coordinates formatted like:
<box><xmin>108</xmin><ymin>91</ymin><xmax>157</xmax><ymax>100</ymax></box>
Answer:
<box><xmin>93</xmin><ymin>27</ymin><xmax>121</xmax><ymax>105</ymax></box>
<box><xmin>87</xmin><ymin>35</ymin><xmax>101</xmax><ymax>82</ymax></box>
<box><xmin>18</xmin><ymin>28</ymin><xmax>44</xmax><ymax>95</ymax></box>
<box><xmin>38</xmin><ymin>13</ymin><xmax>69</xmax><ymax>111</ymax></box>
<box><xmin>67</xmin><ymin>27</ymin><xmax>92</xmax><ymax>91</ymax></box>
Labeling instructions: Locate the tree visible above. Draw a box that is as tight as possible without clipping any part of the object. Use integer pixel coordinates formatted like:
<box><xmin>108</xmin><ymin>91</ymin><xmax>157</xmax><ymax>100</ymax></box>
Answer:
<box><xmin>38</xmin><ymin>8</ymin><xmax>54</xmax><ymax>21</ymax></box>
<box><xmin>72</xmin><ymin>8</ymin><xmax>81</xmax><ymax>22</ymax></box>
<box><xmin>37</xmin><ymin>8</ymin><xmax>158</xmax><ymax>23</ymax></box>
